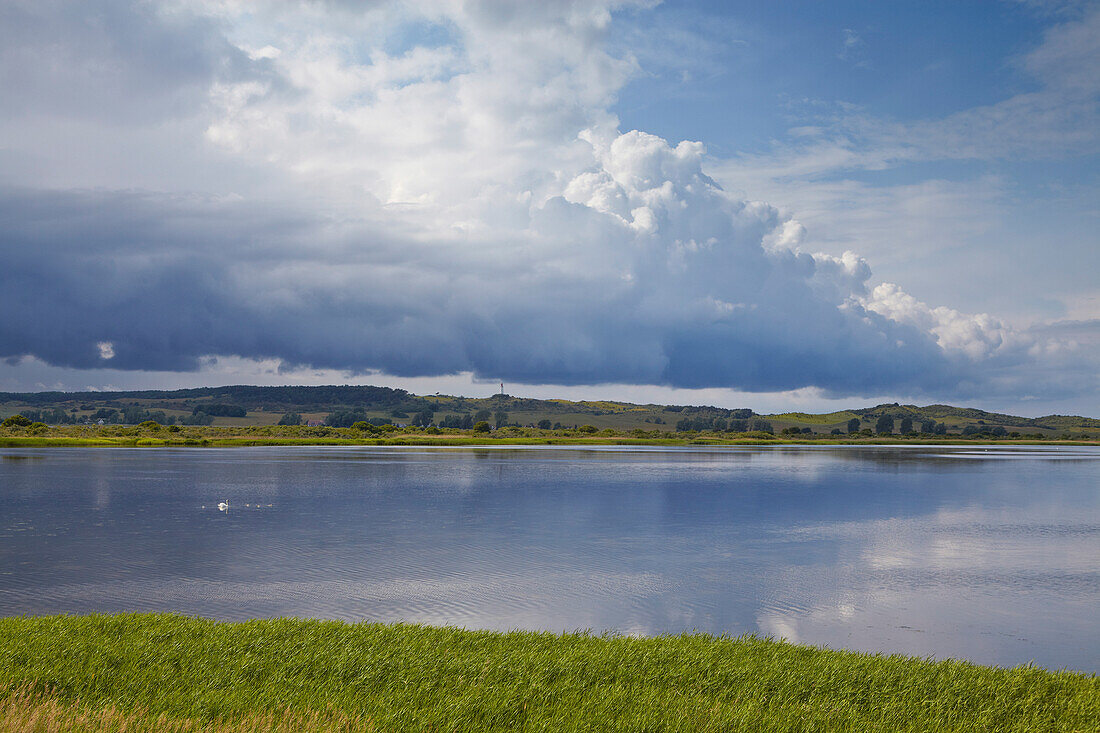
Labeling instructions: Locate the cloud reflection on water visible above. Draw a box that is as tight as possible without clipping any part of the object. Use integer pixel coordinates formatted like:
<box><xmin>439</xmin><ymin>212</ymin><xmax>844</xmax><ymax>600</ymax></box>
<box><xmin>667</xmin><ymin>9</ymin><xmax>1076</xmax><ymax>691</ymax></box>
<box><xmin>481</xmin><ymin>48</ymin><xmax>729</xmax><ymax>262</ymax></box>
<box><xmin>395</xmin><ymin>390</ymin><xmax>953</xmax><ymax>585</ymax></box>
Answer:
<box><xmin>1</xmin><ymin>445</ymin><xmax>1097</xmax><ymax>671</ymax></box>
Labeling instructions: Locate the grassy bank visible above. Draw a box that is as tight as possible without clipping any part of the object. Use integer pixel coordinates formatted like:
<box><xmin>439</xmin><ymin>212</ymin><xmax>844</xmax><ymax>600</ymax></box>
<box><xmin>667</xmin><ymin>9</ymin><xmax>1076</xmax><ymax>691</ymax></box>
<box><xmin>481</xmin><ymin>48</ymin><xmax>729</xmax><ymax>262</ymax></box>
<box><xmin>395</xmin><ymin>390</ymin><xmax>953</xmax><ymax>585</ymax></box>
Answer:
<box><xmin>1</xmin><ymin>615</ymin><xmax>1096</xmax><ymax>732</ymax></box>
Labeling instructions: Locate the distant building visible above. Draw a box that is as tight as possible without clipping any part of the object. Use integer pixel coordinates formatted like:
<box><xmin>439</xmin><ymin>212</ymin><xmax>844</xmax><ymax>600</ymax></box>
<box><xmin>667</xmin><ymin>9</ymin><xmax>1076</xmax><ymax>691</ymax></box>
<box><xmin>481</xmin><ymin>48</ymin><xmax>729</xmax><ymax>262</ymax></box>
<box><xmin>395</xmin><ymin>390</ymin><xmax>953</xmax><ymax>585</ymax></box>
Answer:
<box><xmin>305</xmin><ymin>419</ymin><xmax>324</xmax><ymax>427</ymax></box>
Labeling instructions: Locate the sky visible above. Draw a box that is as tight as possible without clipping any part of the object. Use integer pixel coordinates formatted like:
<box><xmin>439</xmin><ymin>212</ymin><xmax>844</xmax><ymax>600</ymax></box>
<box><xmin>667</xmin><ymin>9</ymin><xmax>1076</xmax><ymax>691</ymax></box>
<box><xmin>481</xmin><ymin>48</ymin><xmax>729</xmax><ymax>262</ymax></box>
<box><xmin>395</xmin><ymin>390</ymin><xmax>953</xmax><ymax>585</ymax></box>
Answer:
<box><xmin>1</xmin><ymin>0</ymin><xmax>1098</xmax><ymax>416</ymax></box>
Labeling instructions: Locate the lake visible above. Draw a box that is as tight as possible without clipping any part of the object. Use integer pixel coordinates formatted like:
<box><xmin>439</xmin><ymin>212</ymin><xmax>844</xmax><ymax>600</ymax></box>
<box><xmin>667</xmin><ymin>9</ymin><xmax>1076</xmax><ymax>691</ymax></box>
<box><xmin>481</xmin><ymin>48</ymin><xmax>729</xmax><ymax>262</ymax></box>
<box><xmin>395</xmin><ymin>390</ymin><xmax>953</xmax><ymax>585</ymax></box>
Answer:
<box><xmin>1</xmin><ymin>445</ymin><xmax>1097</xmax><ymax>672</ymax></box>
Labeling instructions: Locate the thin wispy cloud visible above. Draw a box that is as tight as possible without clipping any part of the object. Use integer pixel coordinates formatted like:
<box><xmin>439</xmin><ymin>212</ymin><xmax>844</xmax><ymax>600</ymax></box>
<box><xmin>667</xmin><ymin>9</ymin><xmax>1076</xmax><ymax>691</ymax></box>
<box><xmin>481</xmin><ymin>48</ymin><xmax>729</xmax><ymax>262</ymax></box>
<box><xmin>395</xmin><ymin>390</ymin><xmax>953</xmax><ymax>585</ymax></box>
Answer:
<box><xmin>838</xmin><ymin>28</ymin><xmax>863</xmax><ymax>61</ymax></box>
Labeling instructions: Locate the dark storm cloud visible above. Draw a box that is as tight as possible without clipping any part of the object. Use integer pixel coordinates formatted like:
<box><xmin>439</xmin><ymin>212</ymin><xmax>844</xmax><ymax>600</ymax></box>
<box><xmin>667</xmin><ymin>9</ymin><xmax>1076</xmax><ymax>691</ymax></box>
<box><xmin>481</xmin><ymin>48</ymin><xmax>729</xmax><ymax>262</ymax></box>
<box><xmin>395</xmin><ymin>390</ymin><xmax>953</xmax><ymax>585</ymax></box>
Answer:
<box><xmin>0</xmin><ymin>185</ymin><xmax>972</xmax><ymax>395</ymax></box>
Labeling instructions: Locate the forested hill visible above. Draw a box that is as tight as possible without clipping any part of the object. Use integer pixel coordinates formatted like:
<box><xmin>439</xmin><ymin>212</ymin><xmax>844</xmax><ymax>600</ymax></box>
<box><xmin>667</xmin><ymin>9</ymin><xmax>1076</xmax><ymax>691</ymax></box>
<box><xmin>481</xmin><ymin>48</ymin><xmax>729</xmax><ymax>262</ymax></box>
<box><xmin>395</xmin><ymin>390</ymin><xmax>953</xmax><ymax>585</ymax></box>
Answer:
<box><xmin>0</xmin><ymin>387</ymin><xmax>1097</xmax><ymax>436</ymax></box>
<box><xmin>852</xmin><ymin>403</ymin><xmax>1100</xmax><ymax>430</ymax></box>
<box><xmin>0</xmin><ymin>385</ymin><xmax>411</xmax><ymax>410</ymax></box>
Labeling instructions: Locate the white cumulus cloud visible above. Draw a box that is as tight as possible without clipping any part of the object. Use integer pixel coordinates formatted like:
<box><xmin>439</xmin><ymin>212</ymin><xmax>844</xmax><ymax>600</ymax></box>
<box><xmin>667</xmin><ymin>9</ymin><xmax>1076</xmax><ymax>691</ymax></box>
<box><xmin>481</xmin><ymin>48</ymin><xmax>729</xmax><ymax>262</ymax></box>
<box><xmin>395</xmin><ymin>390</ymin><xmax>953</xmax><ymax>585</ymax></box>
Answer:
<box><xmin>0</xmin><ymin>0</ymin><xmax>1095</xmax><ymax>407</ymax></box>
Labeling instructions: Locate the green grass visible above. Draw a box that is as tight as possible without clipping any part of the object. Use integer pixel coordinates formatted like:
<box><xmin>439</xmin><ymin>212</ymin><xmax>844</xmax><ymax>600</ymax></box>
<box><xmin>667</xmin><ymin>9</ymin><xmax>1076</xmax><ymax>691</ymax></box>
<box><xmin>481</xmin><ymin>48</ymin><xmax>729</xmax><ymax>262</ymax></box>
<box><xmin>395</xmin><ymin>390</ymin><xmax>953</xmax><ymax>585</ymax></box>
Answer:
<box><xmin>0</xmin><ymin>615</ymin><xmax>1096</xmax><ymax>732</ymax></box>
<box><xmin>1</xmin><ymin>420</ymin><xmax>1097</xmax><ymax>449</ymax></box>
<box><xmin>765</xmin><ymin>411</ymin><xmax>861</xmax><ymax>425</ymax></box>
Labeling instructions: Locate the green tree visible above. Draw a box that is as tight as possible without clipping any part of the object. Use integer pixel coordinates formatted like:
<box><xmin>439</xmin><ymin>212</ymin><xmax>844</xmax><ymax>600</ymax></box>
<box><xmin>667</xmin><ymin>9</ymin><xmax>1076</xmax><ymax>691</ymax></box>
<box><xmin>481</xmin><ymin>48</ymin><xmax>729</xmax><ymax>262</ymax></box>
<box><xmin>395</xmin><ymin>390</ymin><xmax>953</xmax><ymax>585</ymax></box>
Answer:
<box><xmin>750</xmin><ymin>419</ymin><xmax>773</xmax><ymax>434</ymax></box>
<box><xmin>537</xmin><ymin>419</ymin><xmax>552</xmax><ymax>430</ymax></box>
<box><xmin>899</xmin><ymin>417</ymin><xmax>913</xmax><ymax>434</ymax></box>
<box><xmin>326</xmin><ymin>409</ymin><xmax>371</xmax><ymax>428</ymax></box>
<box><xmin>847</xmin><ymin>417</ymin><xmax>860</xmax><ymax>434</ymax></box>
<box><xmin>875</xmin><ymin>415</ymin><xmax>895</xmax><ymax>435</ymax></box>
<box><xmin>278</xmin><ymin>412</ymin><xmax>302</xmax><ymax>426</ymax></box>
<box><xmin>493</xmin><ymin>410</ymin><xmax>508</xmax><ymax>429</ymax></box>
<box><xmin>579</xmin><ymin>425</ymin><xmax>598</xmax><ymax>434</ymax></box>
<box><xmin>412</xmin><ymin>408</ymin><xmax>435</xmax><ymax>427</ymax></box>
<box><xmin>473</xmin><ymin>421</ymin><xmax>491</xmax><ymax>433</ymax></box>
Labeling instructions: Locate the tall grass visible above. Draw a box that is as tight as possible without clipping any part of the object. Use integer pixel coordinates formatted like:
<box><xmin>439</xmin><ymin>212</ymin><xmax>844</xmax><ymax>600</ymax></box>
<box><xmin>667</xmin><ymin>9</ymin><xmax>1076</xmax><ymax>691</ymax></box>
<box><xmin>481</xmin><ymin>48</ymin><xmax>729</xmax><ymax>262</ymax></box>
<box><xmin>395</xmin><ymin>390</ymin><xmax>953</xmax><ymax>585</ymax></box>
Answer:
<box><xmin>0</xmin><ymin>684</ymin><xmax>368</xmax><ymax>732</ymax></box>
<box><xmin>1</xmin><ymin>614</ymin><xmax>1096</xmax><ymax>731</ymax></box>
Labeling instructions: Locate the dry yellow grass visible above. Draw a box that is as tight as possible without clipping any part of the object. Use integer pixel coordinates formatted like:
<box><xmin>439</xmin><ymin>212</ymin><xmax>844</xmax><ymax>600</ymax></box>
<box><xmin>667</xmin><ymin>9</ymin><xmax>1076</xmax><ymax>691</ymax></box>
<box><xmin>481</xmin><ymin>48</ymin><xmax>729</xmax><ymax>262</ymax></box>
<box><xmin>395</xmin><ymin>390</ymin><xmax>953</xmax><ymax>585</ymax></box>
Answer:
<box><xmin>0</xmin><ymin>684</ymin><xmax>373</xmax><ymax>733</ymax></box>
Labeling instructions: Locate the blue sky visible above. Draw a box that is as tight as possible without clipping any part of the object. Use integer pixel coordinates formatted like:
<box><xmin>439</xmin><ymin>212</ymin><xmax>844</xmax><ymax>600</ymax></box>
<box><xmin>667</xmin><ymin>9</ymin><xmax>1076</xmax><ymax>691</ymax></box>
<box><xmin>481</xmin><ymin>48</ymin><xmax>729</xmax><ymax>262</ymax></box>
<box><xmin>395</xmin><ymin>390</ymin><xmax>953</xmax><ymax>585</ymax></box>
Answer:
<box><xmin>616</xmin><ymin>1</ymin><xmax>1039</xmax><ymax>149</ymax></box>
<box><xmin>1</xmin><ymin>0</ymin><xmax>1097</xmax><ymax>416</ymax></box>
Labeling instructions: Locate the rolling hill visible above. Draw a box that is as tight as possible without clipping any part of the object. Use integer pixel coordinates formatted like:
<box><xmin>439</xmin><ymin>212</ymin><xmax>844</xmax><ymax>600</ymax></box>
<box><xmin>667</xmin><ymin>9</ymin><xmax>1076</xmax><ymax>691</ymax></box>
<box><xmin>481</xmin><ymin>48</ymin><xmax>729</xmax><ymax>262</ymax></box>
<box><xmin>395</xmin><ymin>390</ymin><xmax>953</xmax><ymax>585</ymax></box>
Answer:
<box><xmin>1</xmin><ymin>386</ymin><xmax>1097</xmax><ymax>436</ymax></box>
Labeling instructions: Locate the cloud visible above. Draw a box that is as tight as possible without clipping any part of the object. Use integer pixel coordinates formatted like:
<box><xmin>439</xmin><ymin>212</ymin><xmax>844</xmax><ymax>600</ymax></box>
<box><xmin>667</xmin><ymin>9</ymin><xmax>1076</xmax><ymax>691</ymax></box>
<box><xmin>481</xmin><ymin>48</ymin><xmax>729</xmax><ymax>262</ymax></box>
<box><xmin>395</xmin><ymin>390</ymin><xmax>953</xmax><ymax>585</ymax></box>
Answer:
<box><xmin>0</xmin><ymin>0</ymin><xmax>1096</xmax><ymax>406</ymax></box>
<box><xmin>0</xmin><ymin>133</ymin><xmax>1021</xmax><ymax>397</ymax></box>
<box><xmin>719</xmin><ymin>6</ymin><xmax>1100</xmax><ymax>182</ymax></box>
<box><xmin>0</xmin><ymin>0</ymin><xmax>257</xmax><ymax>123</ymax></box>
<box><xmin>705</xmin><ymin>3</ymin><xmax>1100</xmax><ymax>370</ymax></box>
<box><xmin>1022</xmin><ymin>4</ymin><xmax>1100</xmax><ymax>94</ymax></box>
<box><xmin>865</xmin><ymin>284</ymin><xmax>1013</xmax><ymax>361</ymax></box>
<box><xmin>838</xmin><ymin>28</ymin><xmax>863</xmax><ymax>61</ymax></box>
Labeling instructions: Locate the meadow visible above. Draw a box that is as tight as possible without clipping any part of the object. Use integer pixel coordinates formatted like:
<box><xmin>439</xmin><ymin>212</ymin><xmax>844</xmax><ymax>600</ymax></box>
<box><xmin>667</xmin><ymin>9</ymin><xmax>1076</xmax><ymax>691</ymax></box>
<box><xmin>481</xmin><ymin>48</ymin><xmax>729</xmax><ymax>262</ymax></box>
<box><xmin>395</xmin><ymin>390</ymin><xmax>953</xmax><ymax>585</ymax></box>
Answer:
<box><xmin>1</xmin><ymin>614</ymin><xmax>1097</xmax><ymax>732</ymax></box>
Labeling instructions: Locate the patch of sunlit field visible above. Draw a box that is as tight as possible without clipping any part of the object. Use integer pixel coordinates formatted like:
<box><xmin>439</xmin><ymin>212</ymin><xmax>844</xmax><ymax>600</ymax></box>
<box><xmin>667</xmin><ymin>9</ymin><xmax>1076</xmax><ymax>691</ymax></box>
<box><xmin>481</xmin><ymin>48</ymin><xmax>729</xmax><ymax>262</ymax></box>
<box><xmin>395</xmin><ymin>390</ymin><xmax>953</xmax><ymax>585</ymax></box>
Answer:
<box><xmin>1</xmin><ymin>615</ymin><xmax>1096</xmax><ymax>732</ymax></box>
<box><xmin>765</xmin><ymin>411</ymin><xmax>861</xmax><ymax>426</ymax></box>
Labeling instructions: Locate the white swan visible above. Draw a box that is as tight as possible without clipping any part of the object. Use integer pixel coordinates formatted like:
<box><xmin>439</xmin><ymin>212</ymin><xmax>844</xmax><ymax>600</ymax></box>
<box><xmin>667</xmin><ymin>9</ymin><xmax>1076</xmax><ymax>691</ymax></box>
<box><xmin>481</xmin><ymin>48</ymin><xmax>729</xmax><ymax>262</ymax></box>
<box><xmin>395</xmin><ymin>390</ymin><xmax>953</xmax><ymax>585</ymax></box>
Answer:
<box><xmin>217</xmin><ymin>501</ymin><xmax>229</xmax><ymax>512</ymax></box>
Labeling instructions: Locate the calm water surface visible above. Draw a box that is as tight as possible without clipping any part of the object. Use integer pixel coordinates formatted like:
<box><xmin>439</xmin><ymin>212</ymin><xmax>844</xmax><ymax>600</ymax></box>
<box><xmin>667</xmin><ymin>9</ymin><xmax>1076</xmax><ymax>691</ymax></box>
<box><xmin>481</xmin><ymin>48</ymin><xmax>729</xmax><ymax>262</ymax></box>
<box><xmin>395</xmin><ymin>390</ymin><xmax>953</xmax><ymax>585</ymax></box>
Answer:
<box><xmin>1</xmin><ymin>445</ymin><xmax>1098</xmax><ymax>671</ymax></box>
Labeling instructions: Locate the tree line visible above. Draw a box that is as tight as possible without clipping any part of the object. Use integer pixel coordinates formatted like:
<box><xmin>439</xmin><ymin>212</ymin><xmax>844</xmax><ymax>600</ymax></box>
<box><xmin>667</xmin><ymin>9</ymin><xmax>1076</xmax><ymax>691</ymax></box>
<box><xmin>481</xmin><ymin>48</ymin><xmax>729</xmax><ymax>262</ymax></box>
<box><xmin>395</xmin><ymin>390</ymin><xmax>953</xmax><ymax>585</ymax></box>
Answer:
<box><xmin>675</xmin><ymin>417</ymin><xmax>774</xmax><ymax>433</ymax></box>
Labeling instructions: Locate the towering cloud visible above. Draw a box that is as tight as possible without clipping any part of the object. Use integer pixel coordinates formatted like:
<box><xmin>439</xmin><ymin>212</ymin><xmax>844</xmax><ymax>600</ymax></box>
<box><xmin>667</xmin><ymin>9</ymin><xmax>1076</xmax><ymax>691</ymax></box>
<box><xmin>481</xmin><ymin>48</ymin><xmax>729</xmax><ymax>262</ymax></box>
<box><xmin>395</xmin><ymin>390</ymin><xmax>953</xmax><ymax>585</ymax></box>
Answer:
<box><xmin>0</xmin><ymin>0</ymin><xmax>1094</xmax><ymax>402</ymax></box>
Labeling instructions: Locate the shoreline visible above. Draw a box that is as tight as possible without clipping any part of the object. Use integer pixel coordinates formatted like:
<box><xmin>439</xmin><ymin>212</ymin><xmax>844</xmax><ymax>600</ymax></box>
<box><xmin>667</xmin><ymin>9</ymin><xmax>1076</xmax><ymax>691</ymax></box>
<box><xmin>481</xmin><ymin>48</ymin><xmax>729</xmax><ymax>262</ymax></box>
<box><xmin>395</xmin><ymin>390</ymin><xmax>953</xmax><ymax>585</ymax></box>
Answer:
<box><xmin>2</xmin><ymin>435</ymin><xmax>1098</xmax><ymax>448</ymax></box>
